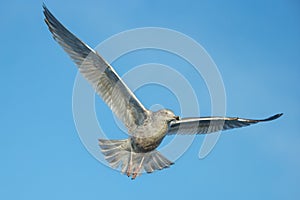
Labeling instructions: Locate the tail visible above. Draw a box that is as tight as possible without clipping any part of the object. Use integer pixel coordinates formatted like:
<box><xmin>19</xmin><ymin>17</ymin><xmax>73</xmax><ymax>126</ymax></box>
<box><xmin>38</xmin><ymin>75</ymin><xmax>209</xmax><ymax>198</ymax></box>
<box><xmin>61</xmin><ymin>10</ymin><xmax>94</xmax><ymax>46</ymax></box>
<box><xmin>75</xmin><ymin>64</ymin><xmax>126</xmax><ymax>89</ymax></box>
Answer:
<box><xmin>98</xmin><ymin>139</ymin><xmax>131</xmax><ymax>169</ymax></box>
<box><xmin>142</xmin><ymin>150</ymin><xmax>174</xmax><ymax>174</ymax></box>
<box><xmin>99</xmin><ymin>139</ymin><xmax>174</xmax><ymax>179</ymax></box>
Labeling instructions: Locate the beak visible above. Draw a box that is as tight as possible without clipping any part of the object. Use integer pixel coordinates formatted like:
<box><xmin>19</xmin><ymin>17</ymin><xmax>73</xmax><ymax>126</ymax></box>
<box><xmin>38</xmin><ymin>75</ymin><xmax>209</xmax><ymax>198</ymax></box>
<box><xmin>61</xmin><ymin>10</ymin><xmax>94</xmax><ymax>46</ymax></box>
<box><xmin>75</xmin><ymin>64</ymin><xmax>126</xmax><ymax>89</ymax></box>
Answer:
<box><xmin>175</xmin><ymin>116</ymin><xmax>180</xmax><ymax>120</ymax></box>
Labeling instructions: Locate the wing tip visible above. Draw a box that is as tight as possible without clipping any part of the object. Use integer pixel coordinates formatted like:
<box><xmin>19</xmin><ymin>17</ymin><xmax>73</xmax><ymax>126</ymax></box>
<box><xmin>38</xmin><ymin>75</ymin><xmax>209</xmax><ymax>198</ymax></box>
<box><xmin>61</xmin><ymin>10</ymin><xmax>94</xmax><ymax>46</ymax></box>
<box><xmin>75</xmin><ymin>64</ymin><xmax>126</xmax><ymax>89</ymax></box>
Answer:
<box><xmin>42</xmin><ymin>3</ymin><xmax>49</xmax><ymax>16</ymax></box>
<box><xmin>262</xmin><ymin>113</ymin><xmax>283</xmax><ymax>122</ymax></box>
<box><xmin>42</xmin><ymin>3</ymin><xmax>53</xmax><ymax>29</ymax></box>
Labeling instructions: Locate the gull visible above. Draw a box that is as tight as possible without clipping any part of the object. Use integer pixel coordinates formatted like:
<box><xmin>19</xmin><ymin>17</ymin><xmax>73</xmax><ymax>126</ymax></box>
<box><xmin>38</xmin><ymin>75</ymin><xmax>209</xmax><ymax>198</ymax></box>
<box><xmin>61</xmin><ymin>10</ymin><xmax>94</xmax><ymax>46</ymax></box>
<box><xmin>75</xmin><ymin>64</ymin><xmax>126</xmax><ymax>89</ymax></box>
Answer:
<box><xmin>43</xmin><ymin>5</ymin><xmax>283</xmax><ymax>180</ymax></box>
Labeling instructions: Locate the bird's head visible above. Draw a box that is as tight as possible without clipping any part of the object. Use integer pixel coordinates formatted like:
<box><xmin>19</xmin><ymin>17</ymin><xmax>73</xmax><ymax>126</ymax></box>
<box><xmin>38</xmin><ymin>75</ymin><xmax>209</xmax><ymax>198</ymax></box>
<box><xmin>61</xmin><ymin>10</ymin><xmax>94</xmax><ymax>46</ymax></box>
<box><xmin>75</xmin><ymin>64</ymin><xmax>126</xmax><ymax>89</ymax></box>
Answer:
<box><xmin>155</xmin><ymin>109</ymin><xmax>180</xmax><ymax>122</ymax></box>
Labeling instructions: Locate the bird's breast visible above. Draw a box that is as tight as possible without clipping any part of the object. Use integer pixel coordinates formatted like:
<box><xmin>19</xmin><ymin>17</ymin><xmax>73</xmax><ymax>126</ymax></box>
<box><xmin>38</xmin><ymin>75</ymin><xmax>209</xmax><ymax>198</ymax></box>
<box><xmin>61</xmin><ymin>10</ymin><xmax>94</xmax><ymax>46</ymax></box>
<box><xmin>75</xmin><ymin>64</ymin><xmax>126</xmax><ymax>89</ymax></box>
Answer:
<box><xmin>130</xmin><ymin>122</ymin><xmax>168</xmax><ymax>153</ymax></box>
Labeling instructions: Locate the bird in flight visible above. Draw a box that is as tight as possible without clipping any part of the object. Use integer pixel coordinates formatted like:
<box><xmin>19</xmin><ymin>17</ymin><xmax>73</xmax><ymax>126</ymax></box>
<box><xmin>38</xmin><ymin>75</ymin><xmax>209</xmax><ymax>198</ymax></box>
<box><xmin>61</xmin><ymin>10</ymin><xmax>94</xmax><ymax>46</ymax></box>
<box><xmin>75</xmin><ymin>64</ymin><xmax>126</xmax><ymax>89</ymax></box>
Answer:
<box><xmin>43</xmin><ymin>5</ymin><xmax>282</xmax><ymax>180</ymax></box>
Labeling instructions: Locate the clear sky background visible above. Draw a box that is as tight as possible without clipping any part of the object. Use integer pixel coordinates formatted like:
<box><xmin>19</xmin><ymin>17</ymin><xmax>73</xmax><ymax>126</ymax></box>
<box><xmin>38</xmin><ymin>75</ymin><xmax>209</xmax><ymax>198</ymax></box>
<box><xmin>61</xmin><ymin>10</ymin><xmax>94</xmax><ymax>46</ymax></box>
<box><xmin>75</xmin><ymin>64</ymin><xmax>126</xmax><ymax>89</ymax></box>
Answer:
<box><xmin>1</xmin><ymin>0</ymin><xmax>299</xmax><ymax>199</ymax></box>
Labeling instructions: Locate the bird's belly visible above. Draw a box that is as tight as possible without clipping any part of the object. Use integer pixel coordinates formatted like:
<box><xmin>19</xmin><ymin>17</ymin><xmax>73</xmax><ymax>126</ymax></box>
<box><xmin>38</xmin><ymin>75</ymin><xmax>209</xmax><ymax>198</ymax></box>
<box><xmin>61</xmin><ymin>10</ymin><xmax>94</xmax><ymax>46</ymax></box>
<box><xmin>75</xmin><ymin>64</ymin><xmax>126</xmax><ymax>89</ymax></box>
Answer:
<box><xmin>131</xmin><ymin>135</ymin><xmax>165</xmax><ymax>153</ymax></box>
<box><xmin>130</xmin><ymin>125</ymin><xmax>168</xmax><ymax>153</ymax></box>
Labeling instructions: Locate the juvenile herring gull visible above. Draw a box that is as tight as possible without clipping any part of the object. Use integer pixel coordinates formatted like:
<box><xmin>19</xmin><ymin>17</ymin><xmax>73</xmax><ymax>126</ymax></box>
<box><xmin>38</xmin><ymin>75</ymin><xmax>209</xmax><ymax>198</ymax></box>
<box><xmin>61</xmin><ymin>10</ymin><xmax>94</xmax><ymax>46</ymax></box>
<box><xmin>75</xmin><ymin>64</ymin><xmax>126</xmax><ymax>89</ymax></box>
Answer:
<box><xmin>43</xmin><ymin>5</ymin><xmax>283</xmax><ymax>179</ymax></box>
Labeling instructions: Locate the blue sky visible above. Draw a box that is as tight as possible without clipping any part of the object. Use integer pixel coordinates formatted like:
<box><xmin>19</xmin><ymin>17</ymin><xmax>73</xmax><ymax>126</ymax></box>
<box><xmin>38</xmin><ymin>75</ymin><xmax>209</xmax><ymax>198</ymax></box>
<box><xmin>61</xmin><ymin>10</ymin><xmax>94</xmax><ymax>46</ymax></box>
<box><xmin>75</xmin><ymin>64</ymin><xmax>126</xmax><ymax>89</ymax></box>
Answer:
<box><xmin>1</xmin><ymin>0</ymin><xmax>299</xmax><ymax>199</ymax></box>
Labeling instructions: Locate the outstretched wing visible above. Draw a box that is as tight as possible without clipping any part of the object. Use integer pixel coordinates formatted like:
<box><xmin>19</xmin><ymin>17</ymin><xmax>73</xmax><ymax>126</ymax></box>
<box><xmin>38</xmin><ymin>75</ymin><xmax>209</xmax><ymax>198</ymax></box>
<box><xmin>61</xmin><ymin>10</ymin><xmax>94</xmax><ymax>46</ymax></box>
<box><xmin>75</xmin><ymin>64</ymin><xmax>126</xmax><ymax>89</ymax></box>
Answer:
<box><xmin>43</xmin><ymin>5</ymin><xmax>149</xmax><ymax>130</ymax></box>
<box><xmin>167</xmin><ymin>113</ymin><xmax>283</xmax><ymax>135</ymax></box>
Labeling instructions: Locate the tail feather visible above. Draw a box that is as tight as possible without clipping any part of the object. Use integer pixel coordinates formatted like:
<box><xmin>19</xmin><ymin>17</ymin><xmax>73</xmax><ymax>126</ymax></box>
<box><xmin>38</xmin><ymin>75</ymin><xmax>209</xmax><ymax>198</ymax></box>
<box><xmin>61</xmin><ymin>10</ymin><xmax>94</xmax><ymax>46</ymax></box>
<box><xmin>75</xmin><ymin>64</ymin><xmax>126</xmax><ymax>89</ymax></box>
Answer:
<box><xmin>99</xmin><ymin>139</ymin><xmax>130</xmax><ymax>169</ymax></box>
<box><xmin>143</xmin><ymin>150</ymin><xmax>174</xmax><ymax>173</ymax></box>
<box><xmin>98</xmin><ymin>139</ymin><xmax>173</xmax><ymax>178</ymax></box>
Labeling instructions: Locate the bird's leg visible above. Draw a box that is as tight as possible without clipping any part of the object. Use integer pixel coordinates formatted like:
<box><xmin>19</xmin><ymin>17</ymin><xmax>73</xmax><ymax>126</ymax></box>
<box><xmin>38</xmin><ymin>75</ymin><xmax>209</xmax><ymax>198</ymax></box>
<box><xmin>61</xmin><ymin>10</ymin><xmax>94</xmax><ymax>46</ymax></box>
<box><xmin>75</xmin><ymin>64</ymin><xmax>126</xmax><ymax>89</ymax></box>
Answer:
<box><xmin>126</xmin><ymin>151</ymin><xmax>133</xmax><ymax>177</ymax></box>
<box><xmin>131</xmin><ymin>155</ymin><xmax>145</xmax><ymax>180</ymax></box>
